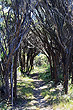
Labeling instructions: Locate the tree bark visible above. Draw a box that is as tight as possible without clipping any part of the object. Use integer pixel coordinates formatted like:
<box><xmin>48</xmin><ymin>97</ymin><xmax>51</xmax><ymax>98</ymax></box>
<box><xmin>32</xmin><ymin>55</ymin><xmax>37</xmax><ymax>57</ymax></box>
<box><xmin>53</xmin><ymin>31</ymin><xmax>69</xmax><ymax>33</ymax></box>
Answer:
<box><xmin>26</xmin><ymin>53</ymin><xmax>29</xmax><ymax>74</ymax></box>
<box><xmin>63</xmin><ymin>55</ymin><xmax>68</xmax><ymax>94</ymax></box>
<box><xmin>63</xmin><ymin>65</ymin><xmax>68</xmax><ymax>94</ymax></box>
<box><xmin>23</xmin><ymin>48</ymin><xmax>25</xmax><ymax>71</ymax></box>
<box><xmin>19</xmin><ymin>47</ymin><xmax>23</xmax><ymax>73</ymax></box>
<box><xmin>54</xmin><ymin>56</ymin><xmax>58</xmax><ymax>84</ymax></box>
<box><xmin>11</xmin><ymin>57</ymin><xmax>13</xmax><ymax>108</ymax></box>
<box><xmin>47</xmin><ymin>56</ymin><xmax>53</xmax><ymax>80</ymax></box>
<box><xmin>71</xmin><ymin>71</ymin><xmax>73</xmax><ymax>84</ymax></box>
<box><xmin>71</xmin><ymin>63</ymin><xmax>73</xmax><ymax>84</ymax></box>
<box><xmin>71</xmin><ymin>58</ymin><xmax>73</xmax><ymax>84</ymax></box>
<box><xmin>13</xmin><ymin>51</ymin><xmax>18</xmax><ymax>101</ymax></box>
<box><xmin>30</xmin><ymin>52</ymin><xmax>34</xmax><ymax>70</ymax></box>
<box><xmin>52</xmin><ymin>55</ymin><xmax>58</xmax><ymax>84</ymax></box>
<box><xmin>5</xmin><ymin>69</ymin><xmax>10</xmax><ymax>99</ymax></box>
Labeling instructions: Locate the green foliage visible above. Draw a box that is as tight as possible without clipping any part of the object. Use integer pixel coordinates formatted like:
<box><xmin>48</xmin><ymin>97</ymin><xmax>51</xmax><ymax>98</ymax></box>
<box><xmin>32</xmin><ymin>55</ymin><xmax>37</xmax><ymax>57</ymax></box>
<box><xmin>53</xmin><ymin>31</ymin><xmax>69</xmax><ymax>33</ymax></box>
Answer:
<box><xmin>0</xmin><ymin>101</ymin><xmax>12</xmax><ymax>110</ymax></box>
<box><xmin>17</xmin><ymin>66</ymin><xmax>21</xmax><ymax>72</ymax></box>
<box><xmin>0</xmin><ymin>0</ymin><xmax>11</xmax><ymax>6</ymax></box>
<box><xmin>40</xmin><ymin>80</ymin><xmax>73</xmax><ymax>110</ymax></box>
<box><xmin>0</xmin><ymin>102</ymin><xmax>7</xmax><ymax>110</ymax></box>
<box><xmin>38</xmin><ymin>64</ymin><xmax>51</xmax><ymax>82</ymax></box>
<box><xmin>34</xmin><ymin>54</ymin><xmax>48</xmax><ymax>68</ymax></box>
<box><xmin>30</xmin><ymin>66</ymin><xmax>47</xmax><ymax>75</ymax></box>
<box><xmin>1</xmin><ymin>52</ymin><xmax>5</xmax><ymax>59</ymax></box>
<box><xmin>39</xmin><ymin>71</ymin><xmax>51</xmax><ymax>82</ymax></box>
<box><xmin>17</xmin><ymin>76</ymin><xmax>35</xmax><ymax>99</ymax></box>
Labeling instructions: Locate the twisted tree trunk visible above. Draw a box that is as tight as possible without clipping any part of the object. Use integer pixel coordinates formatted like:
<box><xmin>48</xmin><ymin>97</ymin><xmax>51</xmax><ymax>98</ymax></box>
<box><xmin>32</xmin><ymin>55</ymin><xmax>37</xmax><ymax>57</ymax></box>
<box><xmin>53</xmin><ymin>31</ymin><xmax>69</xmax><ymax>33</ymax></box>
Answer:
<box><xmin>23</xmin><ymin>48</ymin><xmax>25</xmax><ymax>71</ymax></box>
<box><xmin>52</xmin><ymin>55</ymin><xmax>58</xmax><ymax>84</ymax></box>
<box><xmin>13</xmin><ymin>51</ymin><xmax>18</xmax><ymax>101</ymax></box>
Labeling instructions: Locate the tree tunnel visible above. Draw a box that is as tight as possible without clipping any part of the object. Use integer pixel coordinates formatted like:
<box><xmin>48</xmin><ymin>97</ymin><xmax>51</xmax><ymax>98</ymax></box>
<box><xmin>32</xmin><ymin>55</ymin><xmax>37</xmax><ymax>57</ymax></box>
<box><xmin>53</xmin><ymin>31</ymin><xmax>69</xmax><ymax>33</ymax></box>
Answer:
<box><xmin>0</xmin><ymin>0</ymin><xmax>73</xmax><ymax>108</ymax></box>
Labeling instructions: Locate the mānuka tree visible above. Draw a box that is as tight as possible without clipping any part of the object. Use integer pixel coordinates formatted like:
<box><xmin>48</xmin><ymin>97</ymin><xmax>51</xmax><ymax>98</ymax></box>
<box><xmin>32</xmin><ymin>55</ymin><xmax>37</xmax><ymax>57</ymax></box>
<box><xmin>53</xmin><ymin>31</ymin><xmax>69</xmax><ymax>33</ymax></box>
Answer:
<box><xmin>0</xmin><ymin>0</ymin><xmax>73</xmax><ymax>107</ymax></box>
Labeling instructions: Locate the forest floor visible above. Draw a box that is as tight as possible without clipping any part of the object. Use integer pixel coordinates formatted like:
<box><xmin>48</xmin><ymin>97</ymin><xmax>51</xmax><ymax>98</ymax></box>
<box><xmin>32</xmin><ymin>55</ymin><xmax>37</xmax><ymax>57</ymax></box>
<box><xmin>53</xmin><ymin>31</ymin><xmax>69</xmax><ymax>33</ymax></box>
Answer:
<box><xmin>0</xmin><ymin>67</ymin><xmax>73</xmax><ymax>110</ymax></box>
<box><xmin>13</xmin><ymin>67</ymin><xmax>73</xmax><ymax>110</ymax></box>
<box><xmin>15</xmin><ymin>73</ymin><xmax>53</xmax><ymax>110</ymax></box>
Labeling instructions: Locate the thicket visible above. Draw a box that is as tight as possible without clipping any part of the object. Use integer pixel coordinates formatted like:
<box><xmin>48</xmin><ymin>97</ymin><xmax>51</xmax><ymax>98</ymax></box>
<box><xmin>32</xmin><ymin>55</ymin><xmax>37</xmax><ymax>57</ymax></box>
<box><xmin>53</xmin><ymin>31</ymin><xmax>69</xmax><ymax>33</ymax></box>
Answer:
<box><xmin>0</xmin><ymin>0</ymin><xmax>73</xmax><ymax>108</ymax></box>
<box><xmin>34</xmin><ymin>54</ymin><xmax>48</xmax><ymax>67</ymax></box>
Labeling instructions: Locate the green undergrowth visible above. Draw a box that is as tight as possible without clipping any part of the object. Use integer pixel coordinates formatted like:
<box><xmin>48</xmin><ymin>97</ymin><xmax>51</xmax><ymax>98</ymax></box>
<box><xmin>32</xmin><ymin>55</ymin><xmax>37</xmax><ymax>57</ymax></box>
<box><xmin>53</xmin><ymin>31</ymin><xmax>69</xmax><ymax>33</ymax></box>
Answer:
<box><xmin>38</xmin><ymin>69</ymin><xmax>51</xmax><ymax>83</ymax></box>
<box><xmin>30</xmin><ymin>65</ymin><xmax>51</xmax><ymax>83</ymax></box>
<box><xmin>18</xmin><ymin>73</ymin><xmax>73</xmax><ymax>110</ymax></box>
<box><xmin>0</xmin><ymin>65</ymin><xmax>73</xmax><ymax>110</ymax></box>
<box><xmin>30</xmin><ymin>66</ymin><xmax>73</xmax><ymax>110</ymax></box>
<box><xmin>30</xmin><ymin>66</ymin><xmax>48</xmax><ymax>74</ymax></box>
<box><xmin>40</xmin><ymin>79</ymin><xmax>73</xmax><ymax>110</ymax></box>
<box><xmin>0</xmin><ymin>76</ymin><xmax>35</xmax><ymax>110</ymax></box>
<box><xmin>0</xmin><ymin>103</ymin><xmax>12</xmax><ymax>110</ymax></box>
<box><xmin>17</xmin><ymin>75</ymin><xmax>35</xmax><ymax>99</ymax></box>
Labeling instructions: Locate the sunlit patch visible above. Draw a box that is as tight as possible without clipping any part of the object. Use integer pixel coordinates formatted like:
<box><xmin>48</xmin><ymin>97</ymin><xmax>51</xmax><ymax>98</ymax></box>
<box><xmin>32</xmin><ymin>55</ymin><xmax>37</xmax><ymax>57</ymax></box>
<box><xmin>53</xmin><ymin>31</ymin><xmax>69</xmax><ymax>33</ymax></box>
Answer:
<box><xmin>29</xmin><ymin>100</ymin><xmax>38</xmax><ymax>105</ymax></box>
<box><xmin>50</xmin><ymin>88</ymin><xmax>55</xmax><ymax>92</ymax></box>
<box><xmin>40</xmin><ymin>85</ymin><xmax>48</xmax><ymax>90</ymax></box>
<box><xmin>3</xmin><ymin>7</ymin><xmax>10</xmax><ymax>13</ymax></box>
<box><xmin>44</xmin><ymin>95</ymin><xmax>50</xmax><ymax>100</ymax></box>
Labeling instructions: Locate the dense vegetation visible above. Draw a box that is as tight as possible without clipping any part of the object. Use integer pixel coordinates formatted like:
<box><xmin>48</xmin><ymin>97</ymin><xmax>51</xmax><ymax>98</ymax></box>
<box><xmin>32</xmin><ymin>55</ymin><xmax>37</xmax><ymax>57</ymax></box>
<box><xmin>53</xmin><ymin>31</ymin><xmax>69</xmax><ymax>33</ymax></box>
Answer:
<box><xmin>0</xmin><ymin>54</ymin><xmax>73</xmax><ymax>109</ymax></box>
<box><xmin>0</xmin><ymin>0</ymin><xmax>73</xmax><ymax>109</ymax></box>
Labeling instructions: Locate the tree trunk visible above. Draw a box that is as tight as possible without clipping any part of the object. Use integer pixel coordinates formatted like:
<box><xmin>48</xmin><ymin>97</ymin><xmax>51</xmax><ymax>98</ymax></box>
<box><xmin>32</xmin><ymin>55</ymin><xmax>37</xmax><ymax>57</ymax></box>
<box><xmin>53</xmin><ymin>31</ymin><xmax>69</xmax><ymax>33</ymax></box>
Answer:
<box><xmin>71</xmin><ymin>72</ymin><xmax>73</xmax><ymax>84</ymax></box>
<box><xmin>11</xmin><ymin>57</ymin><xmax>13</xmax><ymax>108</ymax></box>
<box><xmin>63</xmin><ymin>54</ymin><xmax>69</xmax><ymax>94</ymax></box>
<box><xmin>5</xmin><ymin>69</ymin><xmax>10</xmax><ymax>99</ymax></box>
<box><xmin>30</xmin><ymin>52</ymin><xmax>34</xmax><ymax>70</ymax></box>
<box><xmin>13</xmin><ymin>51</ymin><xmax>18</xmax><ymax>101</ymax></box>
<box><xmin>49</xmin><ymin>56</ymin><xmax>53</xmax><ymax>80</ymax></box>
<box><xmin>71</xmin><ymin>58</ymin><xmax>73</xmax><ymax>84</ymax></box>
<box><xmin>19</xmin><ymin>47</ymin><xmax>23</xmax><ymax>73</ymax></box>
<box><xmin>0</xmin><ymin>63</ymin><xmax>4</xmax><ymax>86</ymax></box>
<box><xmin>71</xmin><ymin>65</ymin><xmax>73</xmax><ymax>84</ymax></box>
<box><xmin>26</xmin><ymin>53</ymin><xmax>29</xmax><ymax>74</ymax></box>
<box><xmin>63</xmin><ymin>65</ymin><xmax>68</xmax><ymax>94</ymax></box>
<box><xmin>52</xmin><ymin>55</ymin><xmax>58</xmax><ymax>84</ymax></box>
<box><xmin>54</xmin><ymin>56</ymin><xmax>58</xmax><ymax>84</ymax></box>
<box><xmin>23</xmin><ymin>48</ymin><xmax>25</xmax><ymax>71</ymax></box>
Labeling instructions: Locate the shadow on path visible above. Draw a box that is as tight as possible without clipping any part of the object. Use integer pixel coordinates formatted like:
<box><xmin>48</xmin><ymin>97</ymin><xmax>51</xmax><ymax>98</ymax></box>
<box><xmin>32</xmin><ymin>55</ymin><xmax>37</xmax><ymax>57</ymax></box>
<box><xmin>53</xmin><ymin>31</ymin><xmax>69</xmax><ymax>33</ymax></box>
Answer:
<box><xmin>13</xmin><ymin>73</ymin><xmax>64</xmax><ymax>110</ymax></box>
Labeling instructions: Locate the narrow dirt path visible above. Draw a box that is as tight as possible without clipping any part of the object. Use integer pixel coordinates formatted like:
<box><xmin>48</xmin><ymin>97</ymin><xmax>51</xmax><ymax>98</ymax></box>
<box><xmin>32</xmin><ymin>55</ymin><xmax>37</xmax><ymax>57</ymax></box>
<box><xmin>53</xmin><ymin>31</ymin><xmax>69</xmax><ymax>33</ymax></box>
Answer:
<box><xmin>14</xmin><ymin>72</ymin><xmax>64</xmax><ymax>110</ymax></box>
<box><xmin>25</xmin><ymin>73</ymin><xmax>53</xmax><ymax>110</ymax></box>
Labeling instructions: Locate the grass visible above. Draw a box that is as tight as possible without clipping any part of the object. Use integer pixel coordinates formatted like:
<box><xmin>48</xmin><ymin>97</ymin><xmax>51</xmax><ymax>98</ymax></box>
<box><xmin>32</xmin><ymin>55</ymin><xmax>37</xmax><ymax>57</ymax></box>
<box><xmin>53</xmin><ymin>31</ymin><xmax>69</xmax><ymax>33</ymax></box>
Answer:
<box><xmin>17</xmin><ymin>75</ymin><xmax>35</xmax><ymax>99</ymax></box>
<box><xmin>0</xmin><ymin>75</ymin><xmax>35</xmax><ymax>110</ymax></box>
<box><xmin>19</xmin><ymin>66</ymin><xmax>73</xmax><ymax>110</ymax></box>
<box><xmin>30</xmin><ymin>65</ymin><xmax>51</xmax><ymax>82</ymax></box>
<box><xmin>38</xmin><ymin>71</ymin><xmax>51</xmax><ymax>82</ymax></box>
<box><xmin>30</xmin><ymin>66</ymin><xmax>48</xmax><ymax>74</ymax></box>
<box><xmin>0</xmin><ymin>65</ymin><xmax>73</xmax><ymax>110</ymax></box>
<box><xmin>40</xmin><ymin>79</ymin><xmax>73</xmax><ymax>110</ymax></box>
<box><xmin>30</xmin><ymin>66</ymin><xmax>73</xmax><ymax>110</ymax></box>
<box><xmin>0</xmin><ymin>100</ymin><xmax>12</xmax><ymax>110</ymax></box>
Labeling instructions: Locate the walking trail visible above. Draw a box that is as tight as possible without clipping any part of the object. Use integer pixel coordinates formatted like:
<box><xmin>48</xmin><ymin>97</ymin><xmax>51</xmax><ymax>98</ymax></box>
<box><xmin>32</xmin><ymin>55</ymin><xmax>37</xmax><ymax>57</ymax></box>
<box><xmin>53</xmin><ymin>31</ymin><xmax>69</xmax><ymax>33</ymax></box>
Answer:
<box><xmin>15</xmin><ymin>73</ymin><xmax>54</xmax><ymax>110</ymax></box>
<box><xmin>25</xmin><ymin>73</ymin><xmax>53</xmax><ymax>110</ymax></box>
